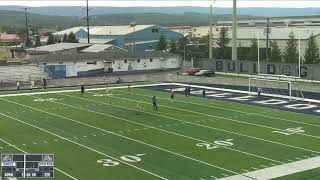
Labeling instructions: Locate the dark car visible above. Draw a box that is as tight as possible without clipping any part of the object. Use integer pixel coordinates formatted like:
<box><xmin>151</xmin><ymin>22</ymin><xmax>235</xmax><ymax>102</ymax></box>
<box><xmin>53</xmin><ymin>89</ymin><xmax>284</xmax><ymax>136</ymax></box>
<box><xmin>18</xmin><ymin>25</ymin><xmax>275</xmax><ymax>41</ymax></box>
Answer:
<box><xmin>195</xmin><ymin>70</ymin><xmax>215</xmax><ymax>77</ymax></box>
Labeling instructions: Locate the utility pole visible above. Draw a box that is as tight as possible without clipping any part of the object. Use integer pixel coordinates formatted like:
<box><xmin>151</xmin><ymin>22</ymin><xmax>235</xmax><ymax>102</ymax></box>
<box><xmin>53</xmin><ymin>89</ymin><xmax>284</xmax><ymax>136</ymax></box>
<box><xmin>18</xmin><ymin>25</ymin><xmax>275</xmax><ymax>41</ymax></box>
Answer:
<box><xmin>86</xmin><ymin>0</ymin><xmax>90</xmax><ymax>44</ymax></box>
<box><xmin>266</xmin><ymin>17</ymin><xmax>270</xmax><ymax>61</ymax></box>
<box><xmin>209</xmin><ymin>0</ymin><xmax>216</xmax><ymax>59</ymax></box>
<box><xmin>24</xmin><ymin>8</ymin><xmax>29</xmax><ymax>47</ymax></box>
<box><xmin>231</xmin><ymin>0</ymin><xmax>237</xmax><ymax>60</ymax></box>
<box><xmin>209</xmin><ymin>4</ymin><xmax>213</xmax><ymax>59</ymax></box>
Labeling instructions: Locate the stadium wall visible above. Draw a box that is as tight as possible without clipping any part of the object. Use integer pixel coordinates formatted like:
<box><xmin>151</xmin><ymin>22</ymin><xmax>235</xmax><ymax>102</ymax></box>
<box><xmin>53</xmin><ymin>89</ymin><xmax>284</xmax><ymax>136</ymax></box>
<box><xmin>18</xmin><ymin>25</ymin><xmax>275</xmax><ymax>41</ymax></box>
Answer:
<box><xmin>41</xmin><ymin>56</ymin><xmax>182</xmax><ymax>78</ymax></box>
<box><xmin>194</xmin><ymin>58</ymin><xmax>320</xmax><ymax>80</ymax></box>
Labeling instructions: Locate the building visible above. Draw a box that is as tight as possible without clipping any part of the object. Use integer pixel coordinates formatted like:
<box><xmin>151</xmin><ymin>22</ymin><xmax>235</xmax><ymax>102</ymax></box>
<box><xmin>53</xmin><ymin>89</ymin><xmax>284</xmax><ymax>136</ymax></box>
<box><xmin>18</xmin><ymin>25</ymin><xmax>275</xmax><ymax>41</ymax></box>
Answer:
<box><xmin>217</xmin><ymin>18</ymin><xmax>320</xmax><ymax>28</ymax></box>
<box><xmin>26</xmin><ymin>51</ymin><xmax>182</xmax><ymax>78</ymax></box>
<box><xmin>25</xmin><ymin>43</ymin><xmax>127</xmax><ymax>59</ymax></box>
<box><xmin>53</xmin><ymin>25</ymin><xmax>183</xmax><ymax>52</ymax></box>
<box><xmin>191</xmin><ymin>26</ymin><xmax>228</xmax><ymax>38</ymax></box>
<box><xmin>0</xmin><ymin>34</ymin><xmax>19</xmax><ymax>43</ymax></box>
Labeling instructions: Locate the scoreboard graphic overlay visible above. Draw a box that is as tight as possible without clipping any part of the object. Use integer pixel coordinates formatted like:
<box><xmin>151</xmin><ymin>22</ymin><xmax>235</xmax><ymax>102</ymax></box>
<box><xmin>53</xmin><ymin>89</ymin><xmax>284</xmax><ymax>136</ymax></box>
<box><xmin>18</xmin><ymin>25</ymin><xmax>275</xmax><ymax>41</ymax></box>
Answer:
<box><xmin>1</xmin><ymin>154</ymin><xmax>54</xmax><ymax>178</ymax></box>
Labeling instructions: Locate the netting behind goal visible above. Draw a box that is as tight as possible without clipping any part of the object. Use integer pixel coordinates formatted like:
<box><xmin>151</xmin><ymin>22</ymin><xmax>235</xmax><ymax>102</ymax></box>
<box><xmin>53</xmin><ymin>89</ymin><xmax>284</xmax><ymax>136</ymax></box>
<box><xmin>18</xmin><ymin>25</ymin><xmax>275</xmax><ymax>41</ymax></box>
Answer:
<box><xmin>249</xmin><ymin>77</ymin><xmax>304</xmax><ymax>101</ymax></box>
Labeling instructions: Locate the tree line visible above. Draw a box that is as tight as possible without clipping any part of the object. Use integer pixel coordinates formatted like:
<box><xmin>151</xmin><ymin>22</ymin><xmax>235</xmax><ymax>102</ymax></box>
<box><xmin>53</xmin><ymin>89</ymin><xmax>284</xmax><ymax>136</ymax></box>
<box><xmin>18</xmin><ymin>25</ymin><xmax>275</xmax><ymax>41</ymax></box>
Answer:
<box><xmin>162</xmin><ymin>27</ymin><xmax>320</xmax><ymax>64</ymax></box>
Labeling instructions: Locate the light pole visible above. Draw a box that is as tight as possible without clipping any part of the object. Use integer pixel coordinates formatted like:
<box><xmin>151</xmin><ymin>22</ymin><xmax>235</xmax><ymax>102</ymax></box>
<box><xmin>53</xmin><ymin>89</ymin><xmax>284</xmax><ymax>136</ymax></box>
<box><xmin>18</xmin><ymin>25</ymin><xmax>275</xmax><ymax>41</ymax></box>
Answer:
<box><xmin>86</xmin><ymin>0</ymin><xmax>90</xmax><ymax>44</ymax></box>
<box><xmin>231</xmin><ymin>0</ymin><xmax>237</xmax><ymax>60</ymax></box>
<box><xmin>130</xmin><ymin>22</ymin><xmax>137</xmax><ymax>52</ymax></box>
<box><xmin>209</xmin><ymin>0</ymin><xmax>216</xmax><ymax>59</ymax></box>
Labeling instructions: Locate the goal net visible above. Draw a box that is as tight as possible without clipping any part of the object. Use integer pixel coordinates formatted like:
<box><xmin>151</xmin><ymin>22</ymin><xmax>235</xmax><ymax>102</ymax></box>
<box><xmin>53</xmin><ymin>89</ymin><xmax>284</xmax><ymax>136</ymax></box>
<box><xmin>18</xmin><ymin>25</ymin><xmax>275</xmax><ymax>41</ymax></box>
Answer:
<box><xmin>249</xmin><ymin>76</ymin><xmax>304</xmax><ymax>101</ymax></box>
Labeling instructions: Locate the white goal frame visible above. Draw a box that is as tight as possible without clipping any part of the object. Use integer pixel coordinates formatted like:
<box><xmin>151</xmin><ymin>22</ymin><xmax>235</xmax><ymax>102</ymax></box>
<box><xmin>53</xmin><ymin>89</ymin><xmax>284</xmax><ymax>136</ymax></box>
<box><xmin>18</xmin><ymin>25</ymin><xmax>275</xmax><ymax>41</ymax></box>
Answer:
<box><xmin>249</xmin><ymin>76</ymin><xmax>294</xmax><ymax>101</ymax></box>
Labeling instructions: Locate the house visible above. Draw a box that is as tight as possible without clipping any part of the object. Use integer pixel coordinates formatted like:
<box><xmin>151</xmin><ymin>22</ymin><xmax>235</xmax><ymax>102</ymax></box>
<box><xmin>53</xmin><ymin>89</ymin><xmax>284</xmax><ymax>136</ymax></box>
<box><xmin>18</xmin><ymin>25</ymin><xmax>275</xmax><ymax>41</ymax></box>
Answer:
<box><xmin>53</xmin><ymin>25</ymin><xmax>183</xmax><ymax>52</ymax></box>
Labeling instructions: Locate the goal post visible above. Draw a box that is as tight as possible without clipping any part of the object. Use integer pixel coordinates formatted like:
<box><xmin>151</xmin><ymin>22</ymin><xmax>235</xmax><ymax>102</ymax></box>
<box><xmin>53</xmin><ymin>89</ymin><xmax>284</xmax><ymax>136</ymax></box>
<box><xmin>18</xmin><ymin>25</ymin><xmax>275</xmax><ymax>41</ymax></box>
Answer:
<box><xmin>248</xmin><ymin>76</ymin><xmax>305</xmax><ymax>101</ymax></box>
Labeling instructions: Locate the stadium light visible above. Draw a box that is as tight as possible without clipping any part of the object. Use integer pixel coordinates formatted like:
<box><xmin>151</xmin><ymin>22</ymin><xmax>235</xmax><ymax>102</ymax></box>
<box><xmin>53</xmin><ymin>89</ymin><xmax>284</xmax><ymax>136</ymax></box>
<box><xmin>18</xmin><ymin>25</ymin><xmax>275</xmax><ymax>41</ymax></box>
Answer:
<box><xmin>231</xmin><ymin>0</ymin><xmax>237</xmax><ymax>60</ymax></box>
<box><xmin>209</xmin><ymin>0</ymin><xmax>217</xmax><ymax>59</ymax></box>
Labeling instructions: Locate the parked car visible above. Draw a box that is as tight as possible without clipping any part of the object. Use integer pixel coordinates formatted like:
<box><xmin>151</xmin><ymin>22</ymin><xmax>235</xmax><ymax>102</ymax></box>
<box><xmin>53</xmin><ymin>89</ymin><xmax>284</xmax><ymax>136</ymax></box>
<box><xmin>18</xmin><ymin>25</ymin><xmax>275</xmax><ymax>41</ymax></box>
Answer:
<box><xmin>195</xmin><ymin>70</ymin><xmax>215</xmax><ymax>77</ymax></box>
<box><xmin>187</xmin><ymin>68</ymin><xmax>201</xmax><ymax>76</ymax></box>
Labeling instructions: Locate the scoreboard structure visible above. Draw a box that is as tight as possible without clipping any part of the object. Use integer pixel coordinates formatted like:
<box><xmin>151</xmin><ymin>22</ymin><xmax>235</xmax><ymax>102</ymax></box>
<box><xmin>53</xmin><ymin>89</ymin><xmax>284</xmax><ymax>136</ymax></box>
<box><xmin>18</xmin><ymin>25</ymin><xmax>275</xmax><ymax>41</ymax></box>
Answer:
<box><xmin>1</xmin><ymin>154</ymin><xmax>54</xmax><ymax>178</ymax></box>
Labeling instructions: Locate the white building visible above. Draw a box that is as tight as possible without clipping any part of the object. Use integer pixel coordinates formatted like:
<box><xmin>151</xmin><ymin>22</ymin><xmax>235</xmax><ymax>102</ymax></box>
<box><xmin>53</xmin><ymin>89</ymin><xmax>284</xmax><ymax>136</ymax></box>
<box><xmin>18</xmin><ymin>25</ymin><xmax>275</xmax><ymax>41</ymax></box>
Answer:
<box><xmin>27</xmin><ymin>51</ymin><xmax>182</xmax><ymax>78</ymax></box>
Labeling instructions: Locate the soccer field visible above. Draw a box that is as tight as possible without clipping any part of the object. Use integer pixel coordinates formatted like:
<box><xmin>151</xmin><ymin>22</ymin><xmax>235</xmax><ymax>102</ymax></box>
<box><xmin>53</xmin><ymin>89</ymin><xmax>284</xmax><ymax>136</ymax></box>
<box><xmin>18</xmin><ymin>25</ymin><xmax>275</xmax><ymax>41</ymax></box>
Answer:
<box><xmin>0</xmin><ymin>83</ymin><xmax>319</xmax><ymax>180</ymax></box>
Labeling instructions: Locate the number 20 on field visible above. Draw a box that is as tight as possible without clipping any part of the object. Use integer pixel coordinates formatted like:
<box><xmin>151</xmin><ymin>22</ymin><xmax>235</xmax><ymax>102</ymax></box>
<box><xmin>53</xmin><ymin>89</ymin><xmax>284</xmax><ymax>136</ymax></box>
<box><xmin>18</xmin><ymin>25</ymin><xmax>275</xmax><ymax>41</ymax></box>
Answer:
<box><xmin>196</xmin><ymin>139</ymin><xmax>234</xmax><ymax>150</ymax></box>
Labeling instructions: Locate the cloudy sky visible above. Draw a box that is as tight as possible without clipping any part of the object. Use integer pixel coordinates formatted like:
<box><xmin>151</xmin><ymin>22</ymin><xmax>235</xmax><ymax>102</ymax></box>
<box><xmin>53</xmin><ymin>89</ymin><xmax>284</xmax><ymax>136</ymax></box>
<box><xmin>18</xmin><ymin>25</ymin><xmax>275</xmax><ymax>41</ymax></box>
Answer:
<box><xmin>0</xmin><ymin>0</ymin><xmax>319</xmax><ymax>8</ymax></box>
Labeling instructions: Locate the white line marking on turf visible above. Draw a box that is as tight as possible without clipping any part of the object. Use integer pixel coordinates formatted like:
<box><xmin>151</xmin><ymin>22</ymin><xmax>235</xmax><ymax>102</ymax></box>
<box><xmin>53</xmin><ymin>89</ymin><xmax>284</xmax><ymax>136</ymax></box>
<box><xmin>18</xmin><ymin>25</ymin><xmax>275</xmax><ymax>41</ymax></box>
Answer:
<box><xmin>108</xmin><ymin>93</ymin><xmax>320</xmax><ymax>140</ymax></box>
<box><xmin>0</xmin><ymin>98</ymin><xmax>254</xmax><ymax>179</ymax></box>
<box><xmin>0</xmin><ymin>138</ymin><xmax>78</xmax><ymax>180</ymax></box>
<box><xmin>122</xmin><ymin>87</ymin><xmax>320</xmax><ymax>129</ymax></box>
<box><xmin>0</xmin><ymin>83</ymin><xmax>171</xmax><ymax>98</ymax></box>
<box><xmin>219</xmin><ymin>156</ymin><xmax>320</xmax><ymax>180</ymax></box>
<box><xmin>55</xmin><ymin>94</ymin><xmax>283</xmax><ymax>164</ymax></box>
<box><xmin>0</xmin><ymin>114</ymin><xmax>167</xmax><ymax>180</ymax></box>
<box><xmin>8</xmin><ymin>100</ymin><xmax>254</xmax><ymax>178</ymax></box>
<box><xmin>68</xmin><ymin>93</ymin><xmax>320</xmax><ymax>155</ymax></box>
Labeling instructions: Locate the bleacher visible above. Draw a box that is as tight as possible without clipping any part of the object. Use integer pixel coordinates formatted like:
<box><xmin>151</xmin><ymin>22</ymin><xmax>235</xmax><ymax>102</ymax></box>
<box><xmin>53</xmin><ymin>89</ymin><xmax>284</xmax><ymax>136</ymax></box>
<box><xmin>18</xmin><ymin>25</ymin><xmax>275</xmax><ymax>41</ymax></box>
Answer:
<box><xmin>0</xmin><ymin>65</ymin><xmax>48</xmax><ymax>82</ymax></box>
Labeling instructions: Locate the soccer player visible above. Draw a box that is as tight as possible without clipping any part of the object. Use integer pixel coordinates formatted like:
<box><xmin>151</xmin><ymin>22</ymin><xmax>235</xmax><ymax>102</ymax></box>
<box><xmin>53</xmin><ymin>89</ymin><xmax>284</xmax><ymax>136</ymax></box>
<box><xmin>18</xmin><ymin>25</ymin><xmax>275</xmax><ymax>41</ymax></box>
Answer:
<box><xmin>128</xmin><ymin>84</ymin><xmax>131</xmax><ymax>92</ymax></box>
<box><xmin>43</xmin><ymin>78</ymin><xmax>47</xmax><ymax>89</ymax></box>
<box><xmin>16</xmin><ymin>81</ymin><xmax>20</xmax><ymax>91</ymax></box>
<box><xmin>170</xmin><ymin>89</ymin><xmax>175</xmax><ymax>101</ymax></box>
<box><xmin>80</xmin><ymin>81</ymin><xmax>85</xmax><ymax>96</ymax></box>
<box><xmin>152</xmin><ymin>96</ymin><xmax>158</xmax><ymax>111</ymax></box>
<box><xmin>184</xmin><ymin>87</ymin><xmax>188</xmax><ymax>96</ymax></box>
<box><xmin>202</xmin><ymin>89</ymin><xmax>206</xmax><ymax>98</ymax></box>
<box><xmin>258</xmin><ymin>87</ymin><xmax>262</xmax><ymax>96</ymax></box>
<box><xmin>188</xmin><ymin>86</ymin><xmax>191</xmax><ymax>96</ymax></box>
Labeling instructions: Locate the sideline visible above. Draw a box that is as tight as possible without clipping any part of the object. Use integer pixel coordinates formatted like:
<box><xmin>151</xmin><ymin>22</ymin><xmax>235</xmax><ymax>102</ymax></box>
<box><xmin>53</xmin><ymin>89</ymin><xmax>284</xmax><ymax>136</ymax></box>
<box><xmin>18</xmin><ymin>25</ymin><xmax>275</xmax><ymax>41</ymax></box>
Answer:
<box><xmin>219</xmin><ymin>156</ymin><xmax>320</xmax><ymax>180</ymax></box>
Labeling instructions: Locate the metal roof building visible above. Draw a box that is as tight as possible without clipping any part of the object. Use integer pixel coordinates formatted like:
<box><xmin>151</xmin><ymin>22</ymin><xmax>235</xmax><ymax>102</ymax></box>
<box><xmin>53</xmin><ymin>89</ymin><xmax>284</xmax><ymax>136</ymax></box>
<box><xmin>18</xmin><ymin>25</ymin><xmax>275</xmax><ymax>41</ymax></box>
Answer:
<box><xmin>53</xmin><ymin>25</ymin><xmax>183</xmax><ymax>52</ymax></box>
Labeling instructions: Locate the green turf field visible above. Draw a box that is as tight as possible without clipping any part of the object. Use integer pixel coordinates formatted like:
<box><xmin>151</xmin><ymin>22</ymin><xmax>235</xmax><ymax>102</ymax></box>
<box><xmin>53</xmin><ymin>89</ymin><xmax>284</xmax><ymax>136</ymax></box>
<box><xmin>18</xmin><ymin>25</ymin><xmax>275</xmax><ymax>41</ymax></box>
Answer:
<box><xmin>0</xmin><ymin>83</ymin><xmax>319</xmax><ymax>180</ymax></box>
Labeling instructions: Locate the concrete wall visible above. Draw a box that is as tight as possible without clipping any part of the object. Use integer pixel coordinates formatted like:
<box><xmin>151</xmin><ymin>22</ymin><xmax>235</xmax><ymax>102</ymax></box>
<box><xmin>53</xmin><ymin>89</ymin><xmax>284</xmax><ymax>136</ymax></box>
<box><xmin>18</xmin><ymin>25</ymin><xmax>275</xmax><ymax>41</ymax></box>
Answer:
<box><xmin>41</xmin><ymin>56</ymin><xmax>182</xmax><ymax>78</ymax></box>
<box><xmin>194</xmin><ymin>58</ymin><xmax>320</xmax><ymax>80</ymax></box>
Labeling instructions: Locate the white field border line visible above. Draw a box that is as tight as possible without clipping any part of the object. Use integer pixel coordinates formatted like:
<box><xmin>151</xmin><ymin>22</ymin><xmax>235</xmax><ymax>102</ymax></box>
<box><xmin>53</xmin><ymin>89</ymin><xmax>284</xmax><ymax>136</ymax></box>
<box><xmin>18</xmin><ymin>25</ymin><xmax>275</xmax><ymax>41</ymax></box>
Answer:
<box><xmin>0</xmin><ymin>98</ymin><xmax>250</xmax><ymax>179</ymax></box>
<box><xmin>53</xmin><ymin>94</ymin><xmax>283</xmax><ymax>164</ymax></box>
<box><xmin>109</xmin><ymin>91</ymin><xmax>320</xmax><ymax>140</ymax></box>
<box><xmin>0</xmin><ymin>113</ymin><xmax>167</xmax><ymax>180</ymax></box>
<box><xmin>118</xmin><ymin>89</ymin><xmax>320</xmax><ymax>129</ymax></box>
<box><xmin>0</xmin><ymin>138</ymin><xmax>78</xmax><ymax>180</ymax></box>
<box><xmin>171</xmin><ymin>82</ymin><xmax>320</xmax><ymax>104</ymax></box>
<box><xmin>70</xmin><ymin>92</ymin><xmax>320</xmax><ymax>155</ymax></box>
<box><xmin>218</xmin><ymin>156</ymin><xmax>320</xmax><ymax>180</ymax></box>
<box><xmin>0</xmin><ymin>83</ymin><xmax>170</xmax><ymax>98</ymax></box>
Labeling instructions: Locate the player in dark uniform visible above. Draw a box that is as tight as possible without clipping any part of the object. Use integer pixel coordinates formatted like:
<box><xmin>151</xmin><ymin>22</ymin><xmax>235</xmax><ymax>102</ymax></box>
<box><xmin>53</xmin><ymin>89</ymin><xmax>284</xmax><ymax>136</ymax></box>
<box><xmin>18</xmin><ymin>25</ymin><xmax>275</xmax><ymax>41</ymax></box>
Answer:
<box><xmin>170</xmin><ymin>90</ymin><xmax>175</xmax><ymax>102</ymax></box>
<box><xmin>184</xmin><ymin>87</ymin><xmax>188</xmax><ymax>96</ymax></box>
<box><xmin>80</xmin><ymin>81</ymin><xmax>85</xmax><ymax>96</ymax></box>
<box><xmin>202</xmin><ymin>89</ymin><xmax>206</xmax><ymax>98</ymax></box>
<box><xmin>188</xmin><ymin>86</ymin><xmax>191</xmax><ymax>96</ymax></box>
<box><xmin>43</xmin><ymin>78</ymin><xmax>47</xmax><ymax>89</ymax></box>
<box><xmin>152</xmin><ymin>96</ymin><xmax>158</xmax><ymax>111</ymax></box>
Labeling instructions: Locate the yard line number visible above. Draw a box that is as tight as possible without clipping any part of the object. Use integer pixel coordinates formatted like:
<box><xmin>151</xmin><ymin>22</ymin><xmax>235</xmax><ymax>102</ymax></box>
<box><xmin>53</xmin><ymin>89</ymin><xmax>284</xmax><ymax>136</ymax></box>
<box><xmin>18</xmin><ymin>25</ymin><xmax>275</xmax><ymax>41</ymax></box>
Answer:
<box><xmin>272</xmin><ymin>127</ymin><xmax>305</xmax><ymax>136</ymax></box>
<box><xmin>97</xmin><ymin>153</ymin><xmax>146</xmax><ymax>167</ymax></box>
<box><xmin>196</xmin><ymin>139</ymin><xmax>234</xmax><ymax>150</ymax></box>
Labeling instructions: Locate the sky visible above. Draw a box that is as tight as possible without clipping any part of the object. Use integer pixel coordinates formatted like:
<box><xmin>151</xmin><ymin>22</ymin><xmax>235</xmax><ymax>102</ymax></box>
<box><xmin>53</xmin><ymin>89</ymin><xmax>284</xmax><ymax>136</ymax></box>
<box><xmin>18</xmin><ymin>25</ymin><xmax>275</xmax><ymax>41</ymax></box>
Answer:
<box><xmin>0</xmin><ymin>0</ymin><xmax>319</xmax><ymax>8</ymax></box>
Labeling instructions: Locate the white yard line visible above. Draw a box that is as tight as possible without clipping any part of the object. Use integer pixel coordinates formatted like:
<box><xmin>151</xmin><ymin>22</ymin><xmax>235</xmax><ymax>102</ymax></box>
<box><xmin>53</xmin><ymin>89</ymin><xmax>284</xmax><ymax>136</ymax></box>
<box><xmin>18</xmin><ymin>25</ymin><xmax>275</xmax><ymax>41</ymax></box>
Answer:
<box><xmin>0</xmin><ymin>97</ymin><xmax>248</xmax><ymax>179</ymax></box>
<box><xmin>0</xmin><ymin>83</ymin><xmax>170</xmax><ymax>98</ymax></box>
<box><xmin>66</xmin><ymin>92</ymin><xmax>320</xmax><ymax>154</ymax></box>
<box><xmin>0</xmin><ymin>113</ymin><xmax>167</xmax><ymax>180</ymax></box>
<box><xmin>0</xmin><ymin>138</ymin><xmax>78</xmax><ymax>180</ymax></box>
<box><xmin>60</xmin><ymin>93</ymin><xmax>282</xmax><ymax>164</ymax></box>
<box><xmin>102</xmin><ymin>93</ymin><xmax>320</xmax><ymax>140</ymax></box>
<box><xmin>119</xmin><ymin>89</ymin><xmax>320</xmax><ymax>129</ymax></box>
<box><xmin>219</xmin><ymin>156</ymin><xmax>320</xmax><ymax>180</ymax></box>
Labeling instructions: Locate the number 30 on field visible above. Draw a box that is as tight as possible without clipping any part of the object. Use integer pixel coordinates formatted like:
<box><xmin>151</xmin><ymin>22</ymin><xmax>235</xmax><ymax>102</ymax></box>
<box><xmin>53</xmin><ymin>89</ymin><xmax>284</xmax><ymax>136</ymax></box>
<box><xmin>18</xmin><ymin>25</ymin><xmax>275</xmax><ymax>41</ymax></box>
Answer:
<box><xmin>97</xmin><ymin>153</ymin><xmax>146</xmax><ymax>167</ymax></box>
<box><xmin>196</xmin><ymin>139</ymin><xmax>234</xmax><ymax>150</ymax></box>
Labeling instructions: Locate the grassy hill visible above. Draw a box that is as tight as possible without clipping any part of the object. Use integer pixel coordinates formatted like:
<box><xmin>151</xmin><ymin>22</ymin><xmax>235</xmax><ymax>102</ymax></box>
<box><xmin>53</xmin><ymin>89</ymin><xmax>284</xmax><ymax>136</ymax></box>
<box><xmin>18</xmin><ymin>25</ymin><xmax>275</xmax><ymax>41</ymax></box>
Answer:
<box><xmin>0</xmin><ymin>10</ymin><xmax>264</xmax><ymax>30</ymax></box>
